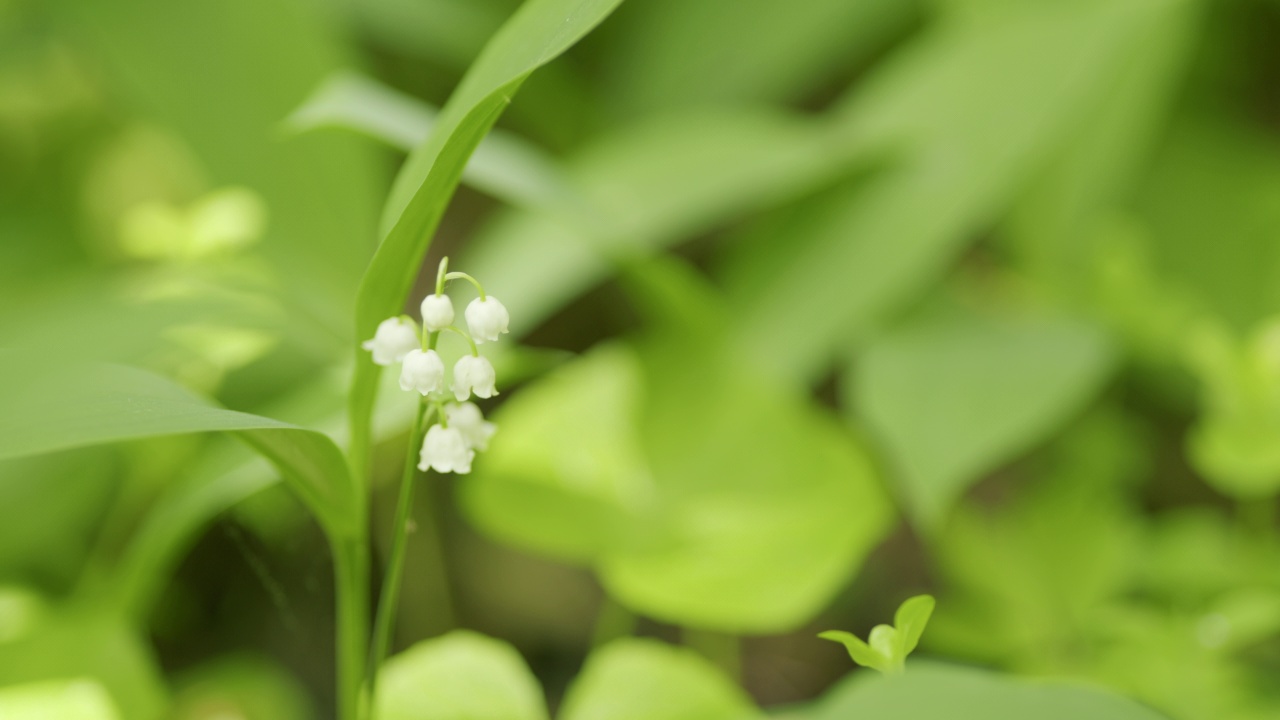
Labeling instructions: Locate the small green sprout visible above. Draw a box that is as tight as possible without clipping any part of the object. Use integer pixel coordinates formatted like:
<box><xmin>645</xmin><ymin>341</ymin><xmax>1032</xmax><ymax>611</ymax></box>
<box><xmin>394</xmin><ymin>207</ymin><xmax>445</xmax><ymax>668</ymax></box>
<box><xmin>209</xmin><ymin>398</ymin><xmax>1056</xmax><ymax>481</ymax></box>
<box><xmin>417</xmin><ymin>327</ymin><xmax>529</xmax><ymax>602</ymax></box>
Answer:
<box><xmin>818</xmin><ymin>594</ymin><xmax>935</xmax><ymax>675</ymax></box>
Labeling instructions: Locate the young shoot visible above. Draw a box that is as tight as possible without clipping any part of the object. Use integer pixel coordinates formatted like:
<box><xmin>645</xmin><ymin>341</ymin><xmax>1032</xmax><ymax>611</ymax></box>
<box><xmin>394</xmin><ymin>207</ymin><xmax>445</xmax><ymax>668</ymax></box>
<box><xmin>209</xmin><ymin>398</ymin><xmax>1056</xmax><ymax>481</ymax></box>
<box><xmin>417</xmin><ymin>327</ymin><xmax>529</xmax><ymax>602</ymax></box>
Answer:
<box><xmin>819</xmin><ymin>595</ymin><xmax>935</xmax><ymax>675</ymax></box>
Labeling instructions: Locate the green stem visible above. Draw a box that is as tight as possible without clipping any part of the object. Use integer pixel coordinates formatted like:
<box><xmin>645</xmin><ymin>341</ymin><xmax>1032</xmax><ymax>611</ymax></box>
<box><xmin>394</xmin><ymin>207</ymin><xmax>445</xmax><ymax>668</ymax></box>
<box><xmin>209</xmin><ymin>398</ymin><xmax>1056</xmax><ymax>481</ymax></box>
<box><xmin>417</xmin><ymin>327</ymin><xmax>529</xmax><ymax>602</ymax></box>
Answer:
<box><xmin>683</xmin><ymin>628</ymin><xmax>741</xmax><ymax>682</ymax></box>
<box><xmin>1239</xmin><ymin>496</ymin><xmax>1276</xmax><ymax>542</ymax></box>
<box><xmin>366</xmin><ymin>402</ymin><xmax>433</xmax><ymax>713</ymax></box>
<box><xmin>590</xmin><ymin>594</ymin><xmax>636</xmax><ymax>649</ymax></box>
<box><xmin>444</xmin><ymin>271</ymin><xmax>486</xmax><ymax>300</ymax></box>
<box><xmin>332</xmin><ymin>532</ymin><xmax>369</xmax><ymax>720</ymax></box>
<box><xmin>440</xmin><ymin>325</ymin><xmax>478</xmax><ymax>356</ymax></box>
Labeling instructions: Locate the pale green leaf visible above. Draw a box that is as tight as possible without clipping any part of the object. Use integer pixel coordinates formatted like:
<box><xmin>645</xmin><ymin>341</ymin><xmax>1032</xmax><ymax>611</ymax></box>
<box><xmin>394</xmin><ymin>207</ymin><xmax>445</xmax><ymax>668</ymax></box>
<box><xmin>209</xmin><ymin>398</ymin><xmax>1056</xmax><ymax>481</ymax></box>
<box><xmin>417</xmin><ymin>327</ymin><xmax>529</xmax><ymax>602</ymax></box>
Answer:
<box><xmin>818</xmin><ymin>631</ymin><xmax>889</xmax><ymax>673</ymax></box>
<box><xmin>806</xmin><ymin>662</ymin><xmax>1169</xmax><ymax>720</ymax></box>
<box><xmin>461</xmin><ymin>344</ymin><xmax>652</xmax><ymax>562</ymax></box>
<box><xmin>349</xmin><ymin>0</ymin><xmax>625</xmax><ymax>477</ymax></box>
<box><xmin>559</xmin><ymin>639</ymin><xmax>757</xmax><ymax>720</ymax></box>
<box><xmin>0</xmin><ymin>353</ymin><xmax>359</xmax><ymax>539</ymax></box>
<box><xmin>852</xmin><ymin>301</ymin><xmax>1113</xmax><ymax>528</ymax></box>
<box><xmin>464</xmin><ymin>263</ymin><xmax>894</xmax><ymax>632</ymax></box>
<box><xmin>0</xmin><ymin>679</ymin><xmax>120</xmax><ymax>720</ymax></box>
<box><xmin>374</xmin><ymin>630</ymin><xmax>547</xmax><ymax>720</ymax></box>
<box><xmin>0</xmin><ymin>611</ymin><xmax>166</xmax><ymax>720</ymax></box>
<box><xmin>893</xmin><ymin>595</ymin><xmax>936</xmax><ymax>658</ymax></box>
<box><xmin>286</xmin><ymin>72</ymin><xmax>569</xmax><ymax>210</ymax></box>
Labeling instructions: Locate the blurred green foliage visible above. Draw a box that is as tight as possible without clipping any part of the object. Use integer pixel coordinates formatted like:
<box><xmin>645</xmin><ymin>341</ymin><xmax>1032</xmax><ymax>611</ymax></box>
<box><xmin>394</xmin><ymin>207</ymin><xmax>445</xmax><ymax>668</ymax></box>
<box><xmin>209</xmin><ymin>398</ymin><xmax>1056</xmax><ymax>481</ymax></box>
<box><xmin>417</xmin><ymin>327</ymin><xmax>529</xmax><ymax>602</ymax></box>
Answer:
<box><xmin>5</xmin><ymin>0</ymin><xmax>1280</xmax><ymax>717</ymax></box>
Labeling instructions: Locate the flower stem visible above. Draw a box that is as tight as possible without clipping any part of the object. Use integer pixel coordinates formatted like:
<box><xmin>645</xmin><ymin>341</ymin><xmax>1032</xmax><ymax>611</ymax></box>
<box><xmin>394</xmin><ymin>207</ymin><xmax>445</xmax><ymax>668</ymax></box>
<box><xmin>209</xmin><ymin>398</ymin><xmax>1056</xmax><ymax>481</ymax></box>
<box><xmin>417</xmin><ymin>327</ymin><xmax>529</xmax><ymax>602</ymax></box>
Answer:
<box><xmin>444</xmin><ymin>271</ymin><xmax>486</xmax><ymax>300</ymax></box>
<box><xmin>366</xmin><ymin>401</ymin><xmax>434</xmax><ymax>713</ymax></box>
<box><xmin>441</xmin><ymin>325</ymin><xmax>479</xmax><ymax>356</ymax></box>
<box><xmin>332</xmin><ymin>532</ymin><xmax>369</xmax><ymax>720</ymax></box>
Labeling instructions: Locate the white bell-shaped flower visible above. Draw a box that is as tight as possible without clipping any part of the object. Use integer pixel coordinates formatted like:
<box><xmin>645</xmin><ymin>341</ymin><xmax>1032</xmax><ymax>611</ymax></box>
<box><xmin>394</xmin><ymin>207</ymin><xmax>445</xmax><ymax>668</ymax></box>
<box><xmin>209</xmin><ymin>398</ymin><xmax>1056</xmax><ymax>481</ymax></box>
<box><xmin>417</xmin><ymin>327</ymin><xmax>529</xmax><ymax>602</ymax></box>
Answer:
<box><xmin>465</xmin><ymin>296</ymin><xmax>509</xmax><ymax>343</ymax></box>
<box><xmin>399</xmin><ymin>349</ymin><xmax>444</xmax><ymax>395</ymax></box>
<box><xmin>362</xmin><ymin>317</ymin><xmax>419</xmax><ymax>366</ymax></box>
<box><xmin>418</xmin><ymin>424</ymin><xmax>474</xmax><ymax>474</ymax></box>
<box><xmin>445</xmin><ymin>402</ymin><xmax>497</xmax><ymax>451</ymax></box>
<box><xmin>452</xmin><ymin>355</ymin><xmax>498</xmax><ymax>402</ymax></box>
<box><xmin>420</xmin><ymin>294</ymin><xmax>455</xmax><ymax>332</ymax></box>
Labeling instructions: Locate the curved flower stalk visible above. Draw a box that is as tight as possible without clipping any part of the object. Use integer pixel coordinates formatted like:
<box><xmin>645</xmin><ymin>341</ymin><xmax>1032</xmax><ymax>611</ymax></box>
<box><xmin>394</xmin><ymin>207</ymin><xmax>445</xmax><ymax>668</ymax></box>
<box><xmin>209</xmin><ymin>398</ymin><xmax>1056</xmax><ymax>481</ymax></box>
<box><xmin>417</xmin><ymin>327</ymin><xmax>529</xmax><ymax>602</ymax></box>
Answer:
<box><xmin>361</xmin><ymin>257</ymin><xmax>508</xmax><ymax>712</ymax></box>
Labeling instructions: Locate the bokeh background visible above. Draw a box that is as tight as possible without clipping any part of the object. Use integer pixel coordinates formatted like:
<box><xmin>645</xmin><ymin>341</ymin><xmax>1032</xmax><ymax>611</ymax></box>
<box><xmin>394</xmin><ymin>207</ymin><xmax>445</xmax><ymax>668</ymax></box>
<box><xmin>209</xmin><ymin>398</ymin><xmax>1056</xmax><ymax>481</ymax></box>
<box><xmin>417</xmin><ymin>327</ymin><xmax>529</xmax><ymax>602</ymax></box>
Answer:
<box><xmin>4</xmin><ymin>0</ymin><xmax>1280</xmax><ymax>718</ymax></box>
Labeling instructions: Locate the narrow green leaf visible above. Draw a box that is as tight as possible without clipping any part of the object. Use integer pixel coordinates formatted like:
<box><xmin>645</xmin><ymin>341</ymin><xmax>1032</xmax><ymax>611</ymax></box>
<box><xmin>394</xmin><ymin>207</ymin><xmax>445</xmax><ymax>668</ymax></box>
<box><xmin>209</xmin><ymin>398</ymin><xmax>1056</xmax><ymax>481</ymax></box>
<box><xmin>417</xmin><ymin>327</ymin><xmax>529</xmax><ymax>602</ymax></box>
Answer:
<box><xmin>287</xmin><ymin>72</ymin><xmax>570</xmax><ymax>210</ymax></box>
<box><xmin>725</xmin><ymin>0</ymin><xmax>1185</xmax><ymax>383</ymax></box>
<box><xmin>818</xmin><ymin>631</ymin><xmax>889</xmax><ymax>673</ymax></box>
<box><xmin>559</xmin><ymin>639</ymin><xmax>758</xmax><ymax>720</ymax></box>
<box><xmin>374</xmin><ymin>630</ymin><xmax>547</xmax><ymax>720</ymax></box>
<box><xmin>893</xmin><ymin>595</ymin><xmax>936</xmax><ymax>658</ymax></box>
<box><xmin>462</xmin><ymin>106</ymin><xmax>862</xmax><ymax>334</ymax></box>
<box><xmin>0</xmin><ymin>353</ymin><xmax>359</xmax><ymax>539</ymax></box>
<box><xmin>807</xmin><ymin>662</ymin><xmax>1170</xmax><ymax>720</ymax></box>
<box><xmin>349</xmin><ymin>0</ymin><xmax>625</xmax><ymax>479</ymax></box>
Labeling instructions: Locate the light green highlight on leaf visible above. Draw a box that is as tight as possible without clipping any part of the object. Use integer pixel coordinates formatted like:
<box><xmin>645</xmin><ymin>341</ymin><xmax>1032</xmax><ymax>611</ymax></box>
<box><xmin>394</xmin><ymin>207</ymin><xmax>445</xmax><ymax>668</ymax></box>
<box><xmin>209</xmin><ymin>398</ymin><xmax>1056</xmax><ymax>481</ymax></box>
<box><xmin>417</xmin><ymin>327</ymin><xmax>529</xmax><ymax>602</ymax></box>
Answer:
<box><xmin>0</xmin><ymin>679</ymin><xmax>120</xmax><ymax>720</ymax></box>
<box><xmin>559</xmin><ymin>639</ymin><xmax>758</xmax><ymax>720</ymax></box>
<box><xmin>374</xmin><ymin>630</ymin><xmax>547</xmax><ymax>720</ymax></box>
<box><xmin>820</xmin><ymin>595</ymin><xmax>935</xmax><ymax>675</ymax></box>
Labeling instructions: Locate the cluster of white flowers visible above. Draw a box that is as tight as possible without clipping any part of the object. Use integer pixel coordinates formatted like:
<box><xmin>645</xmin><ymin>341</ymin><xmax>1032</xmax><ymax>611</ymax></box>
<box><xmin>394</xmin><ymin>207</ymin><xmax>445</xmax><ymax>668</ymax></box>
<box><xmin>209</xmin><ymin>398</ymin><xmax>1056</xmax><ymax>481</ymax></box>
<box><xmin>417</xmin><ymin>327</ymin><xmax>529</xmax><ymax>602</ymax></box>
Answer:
<box><xmin>361</xmin><ymin>258</ymin><xmax>508</xmax><ymax>475</ymax></box>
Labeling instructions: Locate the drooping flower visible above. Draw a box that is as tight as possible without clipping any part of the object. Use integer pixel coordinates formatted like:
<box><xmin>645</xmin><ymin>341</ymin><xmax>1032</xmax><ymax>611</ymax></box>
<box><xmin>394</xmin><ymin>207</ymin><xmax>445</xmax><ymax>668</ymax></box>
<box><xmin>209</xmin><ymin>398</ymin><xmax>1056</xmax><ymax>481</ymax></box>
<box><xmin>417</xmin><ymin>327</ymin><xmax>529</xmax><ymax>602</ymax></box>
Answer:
<box><xmin>420</xmin><ymin>294</ymin><xmax>455</xmax><ymax>332</ymax></box>
<box><xmin>418</xmin><ymin>424</ymin><xmax>474</xmax><ymax>474</ymax></box>
<box><xmin>445</xmin><ymin>402</ymin><xmax>497</xmax><ymax>451</ymax></box>
<box><xmin>465</xmin><ymin>296</ymin><xmax>509</xmax><ymax>343</ymax></box>
<box><xmin>399</xmin><ymin>349</ymin><xmax>445</xmax><ymax>395</ymax></box>
<box><xmin>452</xmin><ymin>355</ymin><xmax>497</xmax><ymax>402</ymax></box>
<box><xmin>362</xmin><ymin>317</ymin><xmax>419</xmax><ymax>366</ymax></box>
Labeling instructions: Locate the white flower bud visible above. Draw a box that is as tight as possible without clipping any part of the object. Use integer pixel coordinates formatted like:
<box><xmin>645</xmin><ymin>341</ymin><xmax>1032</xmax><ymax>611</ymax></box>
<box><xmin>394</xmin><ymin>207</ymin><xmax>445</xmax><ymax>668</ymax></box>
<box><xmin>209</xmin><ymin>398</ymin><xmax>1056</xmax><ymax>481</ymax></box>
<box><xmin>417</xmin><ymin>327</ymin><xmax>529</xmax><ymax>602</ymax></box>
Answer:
<box><xmin>445</xmin><ymin>402</ymin><xmax>497</xmax><ymax>451</ymax></box>
<box><xmin>418</xmin><ymin>424</ymin><xmax>474</xmax><ymax>474</ymax></box>
<box><xmin>361</xmin><ymin>317</ymin><xmax>419</xmax><ymax>366</ymax></box>
<box><xmin>452</xmin><ymin>355</ymin><xmax>497</xmax><ymax>402</ymax></box>
<box><xmin>420</xmin><ymin>294</ymin><xmax>455</xmax><ymax>332</ymax></box>
<box><xmin>399</xmin><ymin>349</ymin><xmax>444</xmax><ymax>395</ymax></box>
<box><xmin>465</xmin><ymin>296</ymin><xmax>509</xmax><ymax>343</ymax></box>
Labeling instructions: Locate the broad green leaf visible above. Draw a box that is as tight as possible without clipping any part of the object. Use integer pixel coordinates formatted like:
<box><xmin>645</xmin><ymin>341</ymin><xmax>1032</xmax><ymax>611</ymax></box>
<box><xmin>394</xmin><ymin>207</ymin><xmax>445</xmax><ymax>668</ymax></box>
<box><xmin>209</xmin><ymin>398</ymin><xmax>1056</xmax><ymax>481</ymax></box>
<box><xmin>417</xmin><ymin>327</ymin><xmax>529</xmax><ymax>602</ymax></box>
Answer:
<box><xmin>0</xmin><ymin>679</ymin><xmax>120</xmax><ymax>720</ymax></box>
<box><xmin>852</xmin><ymin>300</ymin><xmax>1113</xmax><ymax>528</ymax></box>
<box><xmin>171</xmin><ymin>655</ymin><xmax>315</xmax><ymax>720</ymax></box>
<box><xmin>349</xmin><ymin>0</ymin><xmax>625</xmax><ymax>478</ymax></box>
<box><xmin>805</xmin><ymin>662</ymin><xmax>1169</xmax><ymax>720</ymax></box>
<box><xmin>724</xmin><ymin>0</ymin><xmax>1187</xmax><ymax>383</ymax></box>
<box><xmin>465</xmin><ymin>263</ymin><xmax>894</xmax><ymax>632</ymax></box>
<box><xmin>559</xmin><ymin>639</ymin><xmax>757</xmax><ymax>720</ymax></box>
<box><xmin>0</xmin><ymin>611</ymin><xmax>166</xmax><ymax>720</ymax></box>
<box><xmin>0</xmin><ymin>353</ymin><xmax>359</xmax><ymax>539</ymax></box>
<box><xmin>108</xmin><ymin>366</ymin><xmax>418</xmax><ymax>619</ymax></box>
<box><xmin>461</xmin><ymin>344</ymin><xmax>652</xmax><ymax>562</ymax></box>
<box><xmin>374</xmin><ymin>630</ymin><xmax>547</xmax><ymax>720</ymax></box>
<box><xmin>0</xmin><ymin>449</ymin><xmax>117</xmax><ymax>585</ymax></box>
<box><xmin>893</xmin><ymin>595</ymin><xmax>935</xmax><ymax>658</ymax></box>
<box><xmin>287</xmin><ymin>72</ymin><xmax>569</xmax><ymax>210</ymax></box>
<box><xmin>818</xmin><ymin>631</ymin><xmax>889</xmax><ymax>674</ymax></box>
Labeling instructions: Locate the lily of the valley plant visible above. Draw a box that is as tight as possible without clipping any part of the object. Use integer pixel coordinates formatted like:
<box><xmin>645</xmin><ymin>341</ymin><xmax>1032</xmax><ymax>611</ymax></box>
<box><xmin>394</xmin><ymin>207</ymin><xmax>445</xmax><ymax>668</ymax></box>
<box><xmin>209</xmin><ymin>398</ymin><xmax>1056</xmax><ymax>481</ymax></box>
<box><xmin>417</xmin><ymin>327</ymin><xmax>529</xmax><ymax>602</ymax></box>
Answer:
<box><xmin>360</xmin><ymin>257</ymin><xmax>507</xmax><ymax>709</ymax></box>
